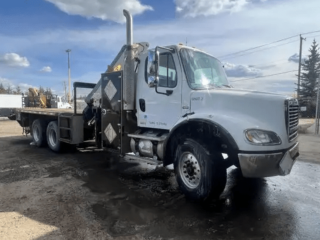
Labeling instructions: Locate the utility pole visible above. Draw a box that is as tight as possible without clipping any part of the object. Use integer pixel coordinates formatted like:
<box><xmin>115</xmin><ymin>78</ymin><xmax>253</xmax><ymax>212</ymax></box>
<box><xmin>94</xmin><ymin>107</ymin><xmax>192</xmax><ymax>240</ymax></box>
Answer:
<box><xmin>316</xmin><ymin>78</ymin><xmax>320</xmax><ymax>134</ymax></box>
<box><xmin>297</xmin><ymin>35</ymin><xmax>306</xmax><ymax>99</ymax></box>
<box><xmin>66</xmin><ymin>49</ymin><xmax>71</xmax><ymax>103</ymax></box>
<box><xmin>63</xmin><ymin>81</ymin><xmax>67</xmax><ymax>102</ymax></box>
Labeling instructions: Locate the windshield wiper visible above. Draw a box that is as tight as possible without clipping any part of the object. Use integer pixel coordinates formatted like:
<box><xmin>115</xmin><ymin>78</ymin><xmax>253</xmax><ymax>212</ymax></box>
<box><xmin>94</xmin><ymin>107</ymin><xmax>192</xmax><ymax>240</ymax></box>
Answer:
<box><xmin>222</xmin><ymin>84</ymin><xmax>232</xmax><ymax>88</ymax></box>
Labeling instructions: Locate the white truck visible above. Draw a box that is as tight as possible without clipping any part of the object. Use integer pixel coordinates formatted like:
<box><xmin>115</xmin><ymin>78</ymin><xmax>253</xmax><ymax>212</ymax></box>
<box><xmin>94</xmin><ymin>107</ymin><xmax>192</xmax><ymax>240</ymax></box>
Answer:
<box><xmin>52</xmin><ymin>96</ymin><xmax>72</xmax><ymax>109</ymax></box>
<box><xmin>0</xmin><ymin>94</ymin><xmax>23</xmax><ymax>117</ymax></box>
<box><xmin>11</xmin><ymin>10</ymin><xmax>299</xmax><ymax>201</ymax></box>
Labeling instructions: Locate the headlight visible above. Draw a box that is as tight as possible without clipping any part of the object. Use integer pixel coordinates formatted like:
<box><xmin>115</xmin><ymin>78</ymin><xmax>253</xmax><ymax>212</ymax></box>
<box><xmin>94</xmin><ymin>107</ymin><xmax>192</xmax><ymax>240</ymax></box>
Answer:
<box><xmin>244</xmin><ymin>129</ymin><xmax>282</xmax><ymax>145</ymax></box>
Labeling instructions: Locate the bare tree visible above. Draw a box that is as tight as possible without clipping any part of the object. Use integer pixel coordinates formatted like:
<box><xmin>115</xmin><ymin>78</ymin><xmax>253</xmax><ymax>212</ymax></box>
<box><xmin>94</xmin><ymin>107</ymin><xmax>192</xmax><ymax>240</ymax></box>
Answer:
<box><xmin>16</xmin><ymin>86</ymin><xmax>21</xmax><ymax>94</ymax></box>
<box><xmin>0</xmin><ymin>83</ymin><xmax>5</xmax><ymax>94</ymax></box>
<box><xmin>6</xmin><ymin>85</ymin><xmax>12</xmax><ymax>94</ymax></box>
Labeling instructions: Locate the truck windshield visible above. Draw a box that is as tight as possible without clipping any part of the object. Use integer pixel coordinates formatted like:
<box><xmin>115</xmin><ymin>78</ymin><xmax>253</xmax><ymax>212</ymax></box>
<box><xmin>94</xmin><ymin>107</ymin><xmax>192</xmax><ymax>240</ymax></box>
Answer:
<box><xmin>180</xmin><ymin>48</ymin><xmax>229</xmax><ymax>89</ymax></box>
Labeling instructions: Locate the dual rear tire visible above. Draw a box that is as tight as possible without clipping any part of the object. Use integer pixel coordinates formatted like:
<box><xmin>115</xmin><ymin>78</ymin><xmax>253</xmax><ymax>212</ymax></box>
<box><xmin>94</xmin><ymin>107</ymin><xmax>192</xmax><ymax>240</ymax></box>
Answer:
<box><xmin>46</xmin><ymin>121</ymin><xmax>61</xmax><ymax>152</ymax></box>
<box><xmin>32</xmin><ymin>119</ymin><xmax>46</xmax><ymax>147</ymax></box>
<box><xmin>31</xmin><ymin>119</ymin><xmax>61</xmax><ymax>152</ymax></box>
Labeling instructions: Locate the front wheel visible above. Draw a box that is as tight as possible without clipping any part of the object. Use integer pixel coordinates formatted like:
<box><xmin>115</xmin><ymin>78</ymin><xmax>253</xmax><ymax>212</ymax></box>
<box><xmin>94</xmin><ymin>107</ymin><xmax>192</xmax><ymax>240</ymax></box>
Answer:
<box><xmin>174</xmin><ymin>138</ymin><xmax>226</xmax><ymax>202</ymax></box>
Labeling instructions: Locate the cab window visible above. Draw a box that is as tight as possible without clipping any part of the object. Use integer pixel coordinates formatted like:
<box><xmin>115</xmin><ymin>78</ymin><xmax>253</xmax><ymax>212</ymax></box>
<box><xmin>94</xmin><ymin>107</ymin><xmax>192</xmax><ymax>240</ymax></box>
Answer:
<box><xmin>145</xmin><ymin>53</ymin><xmax>177</xmax><ymax>88</ymax></box>
<box><xmin>158</xmin><ymin>53</ymin><xmax>177</xmax><ymax>88</ymax></box>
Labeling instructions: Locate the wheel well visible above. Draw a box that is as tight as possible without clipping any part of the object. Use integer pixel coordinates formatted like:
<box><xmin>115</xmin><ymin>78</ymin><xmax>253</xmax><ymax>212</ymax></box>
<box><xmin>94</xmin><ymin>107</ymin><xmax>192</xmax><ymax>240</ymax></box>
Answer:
<box><xmin>18</xmin><ymin>114</ymin><xmax>57</xmax><ymax>135</ymax></box>
<box><xmin>28</xmin><ymin>115</ymin><xmax>56</xmax><ymax>128</ymax></box>
<box><xmin>163</xmin><ymin>120</ymin><xmax>239</xmax><ymax>167</ymax></box>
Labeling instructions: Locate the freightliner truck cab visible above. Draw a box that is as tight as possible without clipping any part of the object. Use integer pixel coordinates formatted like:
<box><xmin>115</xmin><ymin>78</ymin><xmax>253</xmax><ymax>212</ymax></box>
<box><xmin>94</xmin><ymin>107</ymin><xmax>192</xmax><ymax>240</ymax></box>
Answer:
<box><xmin>81</xmin><ymin>10</ymin><xmax>299</xmax><ymax>201</ymax></box>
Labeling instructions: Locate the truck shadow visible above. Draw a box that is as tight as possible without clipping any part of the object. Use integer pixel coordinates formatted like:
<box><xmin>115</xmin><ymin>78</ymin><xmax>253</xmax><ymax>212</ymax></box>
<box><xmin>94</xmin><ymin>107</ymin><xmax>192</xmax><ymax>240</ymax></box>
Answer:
<box><xmin>0</xmin><ymin>136</ymin><xmax>298</xmax><ymax>240</ymax></box>
<box><xmin>68</xmin><ymin>150</ymin><xmax>298</xmax><ymax>239</ymax></box>
<box><xmin>5</xmin><ymin>136</ymin><xmax>32</xmax><ymax>145</ymax></box>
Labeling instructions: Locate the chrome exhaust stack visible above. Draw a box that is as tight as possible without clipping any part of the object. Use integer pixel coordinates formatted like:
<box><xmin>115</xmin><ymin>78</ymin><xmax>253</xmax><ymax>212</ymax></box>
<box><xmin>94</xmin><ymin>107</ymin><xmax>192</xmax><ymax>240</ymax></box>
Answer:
<box><xmin>123</xmin><ymin>10</ymin><xmax>133</xmax><ymax>45</ymax></box>
<box><xmin>123</xmin><ymin>9</ymin><xmax>135</xmax><ymax>110</ymax></box>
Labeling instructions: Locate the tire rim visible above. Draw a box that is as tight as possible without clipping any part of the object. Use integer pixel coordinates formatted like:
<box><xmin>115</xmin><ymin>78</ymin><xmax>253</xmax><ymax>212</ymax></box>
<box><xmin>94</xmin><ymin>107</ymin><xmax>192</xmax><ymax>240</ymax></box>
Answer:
<box><xmin>48</xmin><ymin>128</ymin><xmax>57</xmax><ymax>147</ymax></box>
<box><xmin>33</xmin><ymin>125</ymin><xmax>40</xmax><ymax>142</ymax></box>
<box><xmin>179</xmin><ymin>152</ymin><xmax>201</xmax><ymax>189</ymax></box>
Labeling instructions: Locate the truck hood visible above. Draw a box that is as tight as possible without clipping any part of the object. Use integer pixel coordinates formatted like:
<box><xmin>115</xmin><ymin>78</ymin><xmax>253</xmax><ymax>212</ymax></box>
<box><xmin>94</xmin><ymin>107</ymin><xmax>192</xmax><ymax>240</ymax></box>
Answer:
<box><xmin>196</xmin><ymin>87</ymin><xmax>287</xmax><ymax>97</ymax></box>
<box><xmin>189</xmin><ymin>88</ymin><xmax>293</xmax><ymax>151</ymax></box>
<box><xmin>190</xmin><ymin>88</ymin><xmax>289</xmax><ymax>115</ymax></box>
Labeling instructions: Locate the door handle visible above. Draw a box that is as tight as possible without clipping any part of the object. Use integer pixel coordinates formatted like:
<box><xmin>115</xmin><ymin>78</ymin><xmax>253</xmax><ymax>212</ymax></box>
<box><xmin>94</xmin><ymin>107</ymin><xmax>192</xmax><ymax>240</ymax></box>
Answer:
<box><xmin>155</xmin><ymin>85</ymin><xmax>173</xmax><ymax>96</ymax></box>
<box><xmin>139</xmin><ymin>99</ymin><xmax>146</xmax><ymax>112</ymax></box>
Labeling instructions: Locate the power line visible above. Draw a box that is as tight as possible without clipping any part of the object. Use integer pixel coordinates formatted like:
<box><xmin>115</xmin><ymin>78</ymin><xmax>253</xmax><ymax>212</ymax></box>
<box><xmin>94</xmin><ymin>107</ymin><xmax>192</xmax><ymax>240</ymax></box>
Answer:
<box><xmin>301</xmin><ymin>30</ymin><xmax>320</xmax><ymax>36</ymax></box>
<box><xmin>303</xmin><ymin>34</ymin><xmax>320</xmax><ymax>39</ymax></box>
<box><xmin>224</xmin><ymin>56</ymin><xmax>297</xmax><ymax>71</ymax></box>
<box><xmin>230</xmin><ymin>70</ymin><xmax>297</xmax><ymax>82</ymax></box>
<box><xmin>252</xmin><ymin>59</ymin><xmax>290</xmax><ymax>67</ymax></box>
<box><xmin>255</xmin><ymin>61</ymin><xmax>291</xmax><ymax>68</ymax></box>
<box><xmin>221</xmin><ymin>39</ymin><xmax>299</xmax><ymax>60</ymax></box>
<box><xmin>218</xmin><ymin>35</ymin><xmax>299</xmax><ymax>59</ymax></box>
<box><xmin>218</xmin><ymin>30</ymin><xmax>320</xmax><ymax>60</ymax></box>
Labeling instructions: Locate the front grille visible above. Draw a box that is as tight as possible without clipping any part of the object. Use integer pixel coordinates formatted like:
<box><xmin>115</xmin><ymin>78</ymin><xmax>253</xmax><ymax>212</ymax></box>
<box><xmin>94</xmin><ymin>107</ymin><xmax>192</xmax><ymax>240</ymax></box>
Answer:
<box><xmin>286</xmin><ymin>99</ymin><xmax>299</xmax><ymax>142</ymax></box>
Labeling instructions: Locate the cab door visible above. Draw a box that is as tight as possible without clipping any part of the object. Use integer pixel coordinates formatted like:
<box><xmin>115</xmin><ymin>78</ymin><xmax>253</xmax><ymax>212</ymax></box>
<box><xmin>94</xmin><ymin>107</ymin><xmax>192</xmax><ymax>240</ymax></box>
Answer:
<box><xmin>136</xmin><ymin>50</ymin><xmax>182</xmax><ymax>130</ymax></box>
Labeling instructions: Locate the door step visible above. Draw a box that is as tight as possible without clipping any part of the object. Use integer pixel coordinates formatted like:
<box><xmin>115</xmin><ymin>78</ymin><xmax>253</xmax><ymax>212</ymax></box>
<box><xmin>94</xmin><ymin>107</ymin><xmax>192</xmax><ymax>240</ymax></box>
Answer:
<box><xmin>127</xmin><ymin>133</ymin><xmax>167</xmax><ymax>142</ymax></box>
<box><xmin>124</xmin><ymin>154</ymin><xmax>163</xmax><ymax>166</ymax></box>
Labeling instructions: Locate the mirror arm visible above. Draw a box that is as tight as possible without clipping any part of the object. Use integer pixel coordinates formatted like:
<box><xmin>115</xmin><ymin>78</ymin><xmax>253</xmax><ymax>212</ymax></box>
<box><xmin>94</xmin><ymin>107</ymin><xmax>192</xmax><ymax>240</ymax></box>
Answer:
<box><xmin>134</xmin><ymin>58</ymin><xmax>140</xmax><ymax>72</ymax></box>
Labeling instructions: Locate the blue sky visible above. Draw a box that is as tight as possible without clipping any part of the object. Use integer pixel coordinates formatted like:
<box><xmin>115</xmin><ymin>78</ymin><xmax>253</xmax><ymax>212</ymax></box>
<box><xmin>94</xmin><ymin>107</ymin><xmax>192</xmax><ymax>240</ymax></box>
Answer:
<box><xmin>1</xmin><ymin>0</ymin><xmax>320</xmax><ymax>96</ymax></box>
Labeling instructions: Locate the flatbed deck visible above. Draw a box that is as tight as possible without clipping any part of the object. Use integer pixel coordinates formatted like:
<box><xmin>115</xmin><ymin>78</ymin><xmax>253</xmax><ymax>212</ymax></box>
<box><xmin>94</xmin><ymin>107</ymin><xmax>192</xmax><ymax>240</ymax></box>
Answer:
<box><xmin>16</xmin><ymin>107</ymin><xmax>74</xmax><ymax>116</ymax></box>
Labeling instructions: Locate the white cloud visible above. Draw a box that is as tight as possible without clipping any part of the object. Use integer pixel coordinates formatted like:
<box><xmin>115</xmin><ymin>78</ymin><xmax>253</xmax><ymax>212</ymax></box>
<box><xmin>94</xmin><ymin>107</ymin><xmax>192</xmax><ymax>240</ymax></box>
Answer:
<box><xmin>1</xmin><ymin>0</ymin><xmax>318</xmax><ymax>96</ymax></box>
<box><xmin>0</xmin><ymin>53</ymin><xmax>30</xmax><ymax>68</ymax></box>
<box><xmin>0</xmin><ymin>77</ymin><xmax>36</xmax><ymax>93</ymax></box>
<box><xmin>40</xmin><ymin>66</ymin><xmax>52</xmax><ymax>72</ymax></box>
<box><xmin>45</xmin><ymin>0</ymin><xmax>153</xmax><ymax>23</ymax></box>
<box><xmin>288</xmin><ymin>53</ymin><xmax>306</xmax><ymax>64</ymax></box>
<box><xmin>0</xmin><ymin>77</ymin><xmax>12</xmax><ymax>87</ymax></box>
<box><xmin>18</xmin><ymin>83</ymin><xmax>37</xmax><ymax>92</ymax></box>
<box><xmin>223</xmin><ymin>62</ymin><xmax>262</xmax><ymax>77</ymax></box>
<box><xmin>175</xmin><ymin>0</ymin><xmax>249</xmax><ymax>18</ymax></box>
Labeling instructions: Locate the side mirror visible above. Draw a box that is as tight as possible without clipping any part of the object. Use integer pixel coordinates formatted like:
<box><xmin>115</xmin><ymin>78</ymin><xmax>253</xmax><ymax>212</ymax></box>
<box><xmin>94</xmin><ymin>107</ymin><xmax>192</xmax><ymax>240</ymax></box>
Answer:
<box><xmin>147</xmin><ymin>49</ymin><xmax>159</xmax><ymax>87</ymax></box>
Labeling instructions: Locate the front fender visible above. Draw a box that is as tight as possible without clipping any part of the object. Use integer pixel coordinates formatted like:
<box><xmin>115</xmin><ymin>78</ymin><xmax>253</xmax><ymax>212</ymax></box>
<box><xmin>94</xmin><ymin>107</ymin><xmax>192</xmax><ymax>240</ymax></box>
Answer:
<box><xmin>189</xmin><ymin>110</ymin><xmax>290</xmax><ymax>151</ymax></box>
<box><xmin>172</xmin><ymin>110</ymin><xmax>289</xmax><ymax>152</ymax></box>
<box><xmin>171</xmin><ymin>114</ymin><xmax>239</xmax><ymax>150</ymax></box>
<box><xmin>162</xmin><ymin>113</ymin><xmax>240</xmax><ymax>166</ymax></box>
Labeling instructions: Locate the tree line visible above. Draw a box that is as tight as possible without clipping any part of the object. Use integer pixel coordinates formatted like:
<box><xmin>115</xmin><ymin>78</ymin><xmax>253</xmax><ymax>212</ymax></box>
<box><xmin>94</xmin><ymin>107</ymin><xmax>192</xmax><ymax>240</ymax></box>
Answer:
<box><xmin>0</xmin><ymin>83</ymin><xmax>53</xmax><ymax>97</ymax></box>
<box><xmin>0</xmin><ymin>83</ymin><xmax>22</xmax><ymax>95</ymax></box>
<box><xmin>298</xmin><ymin>39</ymin><xmax>320</xmax><ymax>117</ymax></box>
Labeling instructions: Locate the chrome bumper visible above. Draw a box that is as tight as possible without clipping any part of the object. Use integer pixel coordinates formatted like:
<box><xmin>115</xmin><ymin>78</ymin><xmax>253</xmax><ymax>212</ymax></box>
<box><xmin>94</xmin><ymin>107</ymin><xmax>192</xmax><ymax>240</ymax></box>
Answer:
<box><xmin>238</xmin><ymin>142</ymin><xmax>299</xmax><ymax>178</ymax></box>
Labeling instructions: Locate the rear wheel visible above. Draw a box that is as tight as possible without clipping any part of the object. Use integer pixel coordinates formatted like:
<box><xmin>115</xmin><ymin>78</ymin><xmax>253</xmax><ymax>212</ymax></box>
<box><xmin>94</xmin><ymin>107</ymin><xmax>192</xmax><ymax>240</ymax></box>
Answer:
<box><xmin>46</xmin><ymin>121</ymin><xmax>61</xmax><ymax>152</ymax></box>
<box><xmin>174</xmin><ymin>138</ymin><xmax>226</xmax><ymax>202</ymax></box>
<box><xmin>32</xmin><ymin>119</ymin><xmax>46</xmax><ymax>147</ymax></box>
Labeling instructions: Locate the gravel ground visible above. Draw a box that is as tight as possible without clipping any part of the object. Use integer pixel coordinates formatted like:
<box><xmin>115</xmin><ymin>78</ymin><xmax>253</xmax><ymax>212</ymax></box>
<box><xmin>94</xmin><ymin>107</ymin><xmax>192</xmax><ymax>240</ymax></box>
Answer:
<box><xmin>0</xmin><ymin>120</ymin><xmax>320</xmax><ymax>240</ymax></box>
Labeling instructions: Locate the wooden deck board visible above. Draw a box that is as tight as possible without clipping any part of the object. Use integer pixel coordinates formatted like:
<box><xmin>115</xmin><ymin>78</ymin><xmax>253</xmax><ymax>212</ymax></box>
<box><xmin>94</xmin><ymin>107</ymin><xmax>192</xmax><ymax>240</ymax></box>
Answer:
<box><xmin>16</xmin><ymin>108</ymin><xmax>74</xmax><ymax>116</ymax></box>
